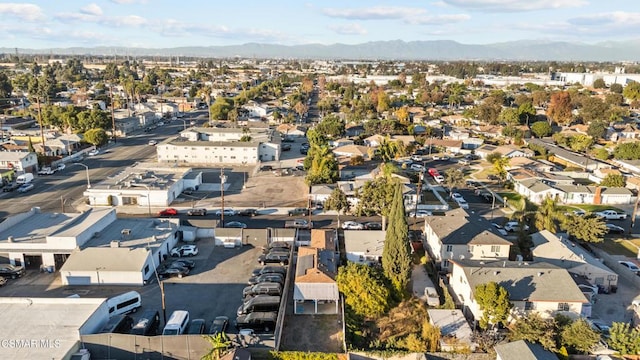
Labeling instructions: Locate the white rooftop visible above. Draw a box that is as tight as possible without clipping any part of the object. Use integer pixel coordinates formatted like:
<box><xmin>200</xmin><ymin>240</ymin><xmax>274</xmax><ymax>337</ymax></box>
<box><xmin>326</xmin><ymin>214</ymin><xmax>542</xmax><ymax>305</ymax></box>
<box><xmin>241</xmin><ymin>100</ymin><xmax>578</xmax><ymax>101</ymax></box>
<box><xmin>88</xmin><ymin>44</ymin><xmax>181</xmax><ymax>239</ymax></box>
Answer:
<box><xmin>0</xmin><ymin>297</ymin><xmax>107</xmax><ymax>360</ymax></box>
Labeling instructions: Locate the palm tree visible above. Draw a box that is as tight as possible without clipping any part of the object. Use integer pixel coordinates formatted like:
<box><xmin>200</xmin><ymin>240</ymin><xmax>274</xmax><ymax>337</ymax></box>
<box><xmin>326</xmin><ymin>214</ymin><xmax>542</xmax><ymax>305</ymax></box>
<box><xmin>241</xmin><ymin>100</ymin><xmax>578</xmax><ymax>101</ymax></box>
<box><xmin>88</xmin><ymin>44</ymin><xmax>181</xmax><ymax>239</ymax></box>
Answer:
<box><xmin>378</xmin><ymin>136</ymin><xmax>398</xmax><ymax>162</ymax></box>
<box><xmin>325</xmin><ymin>187</ymin><xmax>349</xmax><ymax>227</ymax></box>
<box><xmin>535</xmin><ymin>196</ymin><xmax>560</xmax><ymax>233</ymax></box>
<box><xmin>201</xmin><ymin>332</ymin><xmax>231</xmax><ymax>360</ymax></box>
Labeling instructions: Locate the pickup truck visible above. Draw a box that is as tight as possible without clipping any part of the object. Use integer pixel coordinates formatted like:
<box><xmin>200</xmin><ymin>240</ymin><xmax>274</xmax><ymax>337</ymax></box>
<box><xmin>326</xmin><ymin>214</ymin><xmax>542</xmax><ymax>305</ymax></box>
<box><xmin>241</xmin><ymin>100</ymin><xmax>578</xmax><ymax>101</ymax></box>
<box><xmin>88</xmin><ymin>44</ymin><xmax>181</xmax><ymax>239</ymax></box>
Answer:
<box><xmin>595</xmin><ymin>210</ymin><xmax>627</xmax><ymax>220</ymax></box>
<box><xmin>287</xmin><ymin>207</ymin><xmax>310</xmax><ymax>216</ymax></box>
<box><xmin>285</xmin><ymin>219</ymin><xmax>313</xmax><ymax>229</ymax></box>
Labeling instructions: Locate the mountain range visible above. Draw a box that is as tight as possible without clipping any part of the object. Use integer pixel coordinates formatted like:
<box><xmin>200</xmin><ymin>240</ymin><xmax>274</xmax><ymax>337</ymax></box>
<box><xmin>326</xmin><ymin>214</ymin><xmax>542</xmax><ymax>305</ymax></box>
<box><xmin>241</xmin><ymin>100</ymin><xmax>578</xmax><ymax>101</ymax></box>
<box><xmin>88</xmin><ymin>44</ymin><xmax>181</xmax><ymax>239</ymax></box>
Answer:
<box><xmin>3</xmin><ymin>39</ymin><xmax>640</xmax><ymax>61</ymax></box>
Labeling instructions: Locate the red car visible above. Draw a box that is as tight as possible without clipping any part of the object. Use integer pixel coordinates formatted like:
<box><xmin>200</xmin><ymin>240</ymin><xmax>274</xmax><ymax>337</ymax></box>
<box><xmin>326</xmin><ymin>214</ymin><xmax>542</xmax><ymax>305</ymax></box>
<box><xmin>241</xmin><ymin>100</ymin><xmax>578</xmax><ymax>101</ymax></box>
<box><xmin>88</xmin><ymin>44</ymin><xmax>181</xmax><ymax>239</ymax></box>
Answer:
<box><xmin>159</xmin><ymin>208</ymin><xmax>178</xmax><ymax>216</ymax></box>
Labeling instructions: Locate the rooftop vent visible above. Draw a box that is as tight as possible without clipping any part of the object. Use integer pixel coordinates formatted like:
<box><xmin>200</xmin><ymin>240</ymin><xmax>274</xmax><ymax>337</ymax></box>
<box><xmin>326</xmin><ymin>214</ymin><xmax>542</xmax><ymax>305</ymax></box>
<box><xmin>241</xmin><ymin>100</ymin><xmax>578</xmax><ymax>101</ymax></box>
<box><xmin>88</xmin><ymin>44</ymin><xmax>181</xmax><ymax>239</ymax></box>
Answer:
<box><xmin>7</xmin><ymin>236</ymin><xmax>14</xmax><ymax>243</ymax></box>
<box><xmin>121</xmin><ymin>229</ymin><xmax>131</xmax><ymax>236</ymax></box>
<box><xmin>110</xmin><ymin>240</ymin><xmax>121</xmax><ymax>248</ymax></box>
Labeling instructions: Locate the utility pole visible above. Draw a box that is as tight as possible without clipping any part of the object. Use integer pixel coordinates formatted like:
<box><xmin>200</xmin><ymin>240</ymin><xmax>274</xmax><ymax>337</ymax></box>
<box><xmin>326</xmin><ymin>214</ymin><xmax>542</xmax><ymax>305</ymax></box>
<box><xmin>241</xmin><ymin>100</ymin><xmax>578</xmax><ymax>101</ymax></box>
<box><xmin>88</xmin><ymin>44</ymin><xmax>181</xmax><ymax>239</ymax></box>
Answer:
<box><xmin>160</xmin><ymin>281</ymin><xmax>167</xmax><ymax>325</ymax></box>
<box><xmin>629</xmin><ymin>195</ymin><xmax>640</xmax><ymax>234</ymax></box>
<box><xmin>109</xmin><ymin>82</ymin><xmax>116</xmax><ymax>143</ymax></box>
<box><xmin>413</xmin><ymin>172</ymin><xmax>423</xmax><ymax>229</ymax></box>
<box><xmin>36</xmin><ymin>96</ymin><xmax>46</xmax><ymax>158</ymax></box>
<box><xmin>220</xmin><ymin>169</ymin><xmax>227</xmax><ymax>228</ymax></box>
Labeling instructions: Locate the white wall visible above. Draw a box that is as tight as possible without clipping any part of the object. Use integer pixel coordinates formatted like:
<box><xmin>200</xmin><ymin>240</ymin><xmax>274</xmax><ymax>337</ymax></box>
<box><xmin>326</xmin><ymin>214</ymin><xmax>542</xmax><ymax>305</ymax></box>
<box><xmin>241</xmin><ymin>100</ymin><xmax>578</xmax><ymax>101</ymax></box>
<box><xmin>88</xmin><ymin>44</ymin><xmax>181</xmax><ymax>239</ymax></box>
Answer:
<box><xmin>259</xmin><ymin>143</ymin><xmax>280</xmax><ymax>162</ymax></box>
<box><xmin>63</xmin><ymin>270</ymin><xmax>144</xmax><ymax>286</ymax></box>
<box><xmin>157</xmin><ymin>143</ymin><xmax>260</xmax><ymax>164</ymax></box>
<box><xmin>78</xmin><ymin>301</ymin><xmax>110</xmax><ymax>335</ymax></box>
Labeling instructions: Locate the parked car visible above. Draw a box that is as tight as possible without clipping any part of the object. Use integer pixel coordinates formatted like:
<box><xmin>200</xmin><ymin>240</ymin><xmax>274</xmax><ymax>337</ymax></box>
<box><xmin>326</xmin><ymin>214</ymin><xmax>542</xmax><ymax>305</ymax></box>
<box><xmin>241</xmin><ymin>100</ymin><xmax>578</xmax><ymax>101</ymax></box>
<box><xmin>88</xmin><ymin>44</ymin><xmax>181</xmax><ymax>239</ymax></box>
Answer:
<box><xmin>618</xmin><ymin>261</ymin><xmax>640</xmax><ymax>274</ymax></box>
<box><xmin>408</xmin><ymin>210</ymin><xmax>433</xmax><ymax>218</ymax></box>
<box><xmin>170</xmin><ymin>245</ymin><xmax>199</xmax><ymax>257</ymax></box>
<box><xmin>226</xmin><ymin>221</ymin><xmax>247</xmax><ymax>228</ymax></box>
<box><xmin>235</xmin><ymin>311</ymin><xmax>278</xmax><ymax>332</ymax></box>
<box><xmin>38</xmin><ymin>167</ymin><xmax>55</xmax><ymax>175</ymax></box>
<box><xmin>0</xmin><ymin>264</ymin><xmax>25</xmax><ymax>279</ymax></box>
<box><xmin>248</xmin><ymin>273</ymin><xmax>285</xmax><ymax>285</ymax></box>
<box><xmin>159</xmin><ymin>267</ymin><xmax>190</xmax><ymax>279</ymax></box>
<box><xmin>605</xmin><ymin>223</ymin><xmax>625</xmax><ymax>234</ymax></box>
<box><xmin>504</xmin><ymin>221</ymin><xmax>530</xmax><ymax>232</ymax></box>
<box><xmin>148</xmin><ymin>140</ymin><xmax>158</xmax><ymax>146</ymax></box>
<box><xmin>209</xmin><ymin>316</ymin><xmax>229</xmax><ymax>335</ymax></box>
<box><xmin>363</xmin><ymin>222</ymin><xmax>383</xmax><ymax>230</ymax></box>
<box><xmin>17</xmin><ymin>183</ymin><xmax>34</xmax><ymax>193</ymax></box>
<box><xmin>251</xmin><ymin>266</ymin><xmax>287</xmax><ymax>277</ymax></box>
<box><xmin>341</xmin><ymin>221</ymin><xmax>364</xmax><ymax>230</ymax></box>
<box><xmin>288</xmin><ymin>207</ymin><xmax>310</xmax><ymax>217</ymax></box>
<box><xmin>281</xmin><ymin>144</ymin><xmax>291</xmax><ymax>151</ymax></box>
<box><xmin>186</xmin><ymin>319</ymin><xmax>206</xmax><ymax>334</ymax></box>
<box><xmin>3</xmin><ymin>183</ymin><xmax>20</xmax><ymax>192</ymax></box>
<box><xmin>171</xmin><ymin>259</ymin><xmax>195</xmax><ymax>269</ymax></box>
<box><xmin>260</xmin><ymin>165</ymin><xmax>273</xmax><ymax>172</ymax></box>
<box><xmin>215</xmin><ymin>209</ymin><xmax>236</xmax><ymax>216</ymax></box>
<box><xmin>159</xmin><ymin>208</ymin><xmax>178</xmax><ymax>216</ymax></box>
<box><xmin>410</xmin><ymin>155</ymin><xmax>422</xmax><ymax>162</ymax></box>
<box><xmin>588</xmin><ymin>319</ymin><xmax>611</xmax><ymax>337</ymax></box>
<box><xmin>451</xmin><ymin>193</ymin><xmax>464</xmax><ymax>200</ymax></box>
<box><xmin>595</xmin><ymin>210</ymin><xmax>627</xmax><ymax>220</ymax></box>
<box><xmin>491</xmin><ymin>223</ymin><xmax>508</xmax><ymax>236</ymax></box>
<box><xmin>258</xmin><ymin>252</ymin><xmax>289</xmax><ymax>266</ymax></box>
<box><xmin>410</xmin><ymin>163</ymin><xmax>425</xmax><ymax>172</ymax></box>
<box><xmin>183</xmin><ymin>187</ymin><xmax>196</xmax><ymax>195</ymax></box>
<box><xmin>187</xmin><ymin>208</ymin><xmax>207</xmax><ymax>216</ymax></box>
<box><xmin>88</xmin><ymin>149</ymin><xmax>100</xmax><ymax>156</ymax></box>
<box><xmin>238</xmin><ymin>208</ymin><xmax>259</xmax><ymax>217</ymax></box>
<box><xmin>455</xmin><ymin>198</ymin><xmax>469</xmax><ymax>209</ymax></box>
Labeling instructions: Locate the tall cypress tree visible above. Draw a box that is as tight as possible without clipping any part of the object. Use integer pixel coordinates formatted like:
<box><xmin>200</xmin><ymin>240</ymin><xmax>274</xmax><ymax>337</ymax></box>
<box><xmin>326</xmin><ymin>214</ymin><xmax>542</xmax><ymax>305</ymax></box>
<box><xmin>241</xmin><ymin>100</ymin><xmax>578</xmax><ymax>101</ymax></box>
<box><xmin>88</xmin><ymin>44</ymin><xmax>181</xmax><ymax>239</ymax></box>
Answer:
<box><xmin>382</xmin><ymin>183</ymin><xmax>412</xmax><ymax>295</ymax></box>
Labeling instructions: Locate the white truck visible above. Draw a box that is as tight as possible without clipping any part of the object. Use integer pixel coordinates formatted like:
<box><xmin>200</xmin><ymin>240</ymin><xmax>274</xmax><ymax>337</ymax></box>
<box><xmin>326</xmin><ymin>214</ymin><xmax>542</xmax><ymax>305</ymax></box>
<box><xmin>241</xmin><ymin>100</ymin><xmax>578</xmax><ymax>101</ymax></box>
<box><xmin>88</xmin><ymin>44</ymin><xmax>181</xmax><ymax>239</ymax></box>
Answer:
<box><xmin>595</xmin><ymin>210</ymin><xmax>627</xmax><ymax>220</ymax></box>
<box><xmin>16</xmin><ymin>173</ymin><xmax>34</xmax><ymax>184</ymax></box>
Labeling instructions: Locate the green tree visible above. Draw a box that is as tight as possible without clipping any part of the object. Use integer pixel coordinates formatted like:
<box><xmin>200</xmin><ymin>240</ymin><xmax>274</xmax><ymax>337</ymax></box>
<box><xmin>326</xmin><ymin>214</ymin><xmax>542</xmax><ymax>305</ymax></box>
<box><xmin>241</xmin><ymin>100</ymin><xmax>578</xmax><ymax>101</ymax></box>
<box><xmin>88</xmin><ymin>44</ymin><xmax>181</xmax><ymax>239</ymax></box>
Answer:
<box><xmin>535</xmin><ymin>196</ymin><xmax>560</xmax><ymax>233</ymax></box>
<box><xmin>560</xmin><ymin>318</ymin><xmax>600</xmax><ymax>354</ymax></box>
<box><xmin>0</xmin><ymin>71</ymin><xmax>12</xmax><ymax>99</ymax></box>
<box><xmin>474</xmin><ymin>282</ymin><xmax>511</xmax><ymax>330</ymax></box>
<box><xmin>382</xmin><ymin>184</ymin><xmax>412</xmax><ymax>296</ymax></box>
<box><xmin>315</xmin><ymin>114</ymin><xmax>345</xmax><ymax>138</ymax></box>
<box><xmin>201</xmin><ymin>332</ymin><xmax>231</xmax><ymax>360</ymax></box>
<box><xmin>613</xmin><ymin>142</ymin><xmax>640</xmax><ymax>160</ymax></box>
<box><xmin>83</xmin><ymin>128</ymin><xmax>108</xmax><ymax>146</ymax></box>
<box><xmin>444</xmin><ymin>168</ymin><xmax>465</xmax><ymax>197</ymax></box>
<box><xmin>568</xmin><ymin>134</ymin><xmax>594</xmax><ymax>153</ymax></box>
<box><xmin>518</xmin><ymin>102</ymin><xmax>537</xmax><ymax>126</ymax></box>
<box><xmin>600</xmin><ymin>173</ymin><xmax>626</xmax><ymax>187</ymax></box>
<box><xmin>592</xmin><ymin>78</ymin><xmax>606</xmax><ymax>89</ymax></box>
<box><xmin>493</xmin><ymin>156</ymin><xmax>510</xmax><ymax>182</ymax></box>
<box><xmin>607</xmin><ymin>322</ymin><xmax>640</xmax><ymax>355</ymax></box>
<box><xmin>486</xmin><ymin>152</ymin><xmax>502</xmax><ymax>165</ymax></box>
<box><xmin>27</xmin><ymin>137</ymin><xmax>35</xmax><ymax>153</ymax></box>
<box><xmin>560</xmin><ymin>214</ymin><xmax>606</xmax><ymax>243</ymax></box>
<box><xmin>592</xmin><ymin>148</ymin><xmax>610</xmax><ymax>160</ymax></box>
<box><xmin>531</xmin><ymin>121</ymin><xmax>552</xmax><ymax>138</ymax></box>
<box><xmin>336</xmin><ymin>262</ymin><xmax>391</xmax><ymax>318</ymax></box>
<box><xmin>587</xmin><ymin>120</ymin><xmax>608</xmax><ymax>140</ymax></box>
<box><xmin>610</xmin><ymin>83</ymin><xmax>623</xmax><ymax>94</ymax></box>
<box><xmin>508</xmin><ymin>313</ymin><xmax>557</xmax><ymax>351</ymax></box>
<box><xmin>324</xmin><ymin>187</ymin><xmax>349</xmax><ymax>227</ymax></box>
<box><xmin>579</xmin><ymin>97</ymin><xmax>607</xmax><ymax>124</ymax></box>
<box><xmin>377</xmin><ymin>137</ymin><xmax>400</xmax><ymax>162</ymax></box>
<box><xmin>210</xmin><ymin>97</ymin><xmax>234</xmax><ymax>120</ymax></box>
<box><xmin>304</xmin><ymin>145</ymin><xmax>339</xmax><ymax>185</ymax></box>
<box><xmin>623</xmin><ymin>81</ymin><xmax>640</xmax><ymax>101</ymax></box>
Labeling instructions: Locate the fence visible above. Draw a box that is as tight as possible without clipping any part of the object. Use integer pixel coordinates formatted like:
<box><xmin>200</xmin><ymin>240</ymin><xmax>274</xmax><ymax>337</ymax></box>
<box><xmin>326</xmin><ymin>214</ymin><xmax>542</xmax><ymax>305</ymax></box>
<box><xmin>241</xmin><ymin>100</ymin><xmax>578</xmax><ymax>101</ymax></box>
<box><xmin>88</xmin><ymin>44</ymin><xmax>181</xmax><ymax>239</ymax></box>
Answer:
<box><xmin>273</xmin><ymin>247</ymin><xmax>294</xmax><ymax>350</ymax></box>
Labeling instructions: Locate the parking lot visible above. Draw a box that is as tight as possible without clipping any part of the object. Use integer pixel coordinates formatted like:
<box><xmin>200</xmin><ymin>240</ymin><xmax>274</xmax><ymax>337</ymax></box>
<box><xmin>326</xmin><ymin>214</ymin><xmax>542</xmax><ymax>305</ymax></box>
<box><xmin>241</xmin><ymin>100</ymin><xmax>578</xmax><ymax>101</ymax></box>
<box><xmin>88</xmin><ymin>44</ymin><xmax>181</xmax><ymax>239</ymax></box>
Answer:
<box><xmin>0</xmin><ymin>236</ymin><xmax>278</xmax><ymax>346</ymax></box>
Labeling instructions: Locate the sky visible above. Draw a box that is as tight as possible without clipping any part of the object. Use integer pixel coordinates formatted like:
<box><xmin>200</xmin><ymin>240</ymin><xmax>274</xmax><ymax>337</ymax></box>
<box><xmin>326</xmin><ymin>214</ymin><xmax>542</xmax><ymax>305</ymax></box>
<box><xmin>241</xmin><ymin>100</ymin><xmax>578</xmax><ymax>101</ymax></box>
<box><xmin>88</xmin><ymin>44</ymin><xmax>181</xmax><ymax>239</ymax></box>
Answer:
<box><xmin>0</xmin><ymin>0</ymin><xmax>638</xmax><ymax>49</ymax></box>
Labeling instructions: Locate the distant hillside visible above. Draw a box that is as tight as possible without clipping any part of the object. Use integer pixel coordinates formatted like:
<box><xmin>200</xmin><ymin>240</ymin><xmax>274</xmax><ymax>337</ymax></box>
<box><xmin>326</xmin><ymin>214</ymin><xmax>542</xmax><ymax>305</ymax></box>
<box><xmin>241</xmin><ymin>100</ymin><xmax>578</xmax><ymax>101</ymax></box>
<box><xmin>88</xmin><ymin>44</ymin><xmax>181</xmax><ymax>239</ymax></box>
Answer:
<box><xmin>2</xmin><ymin>39</ymin><xmax>640</xmax><ymax>61</ymax></box>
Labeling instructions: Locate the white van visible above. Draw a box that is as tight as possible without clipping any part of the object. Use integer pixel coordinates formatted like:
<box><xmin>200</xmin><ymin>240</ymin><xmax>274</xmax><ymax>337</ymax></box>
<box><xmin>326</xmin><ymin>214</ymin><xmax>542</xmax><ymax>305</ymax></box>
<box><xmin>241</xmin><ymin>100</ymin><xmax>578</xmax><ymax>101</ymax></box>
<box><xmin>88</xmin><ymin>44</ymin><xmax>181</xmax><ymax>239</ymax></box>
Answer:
<box><xmin>107</xmin><ymin>291</ymin><xmax>142</xmax><ymax>317</ymax></box>
<box><xmin>162</xmin><ymin>310</ymin><xmax>190</xmax><ymax>335</ymax></box>
<box><xmin>16</xmin><ymin>173</ymin><xmax>34</xmax><ymax>184</ymax></box>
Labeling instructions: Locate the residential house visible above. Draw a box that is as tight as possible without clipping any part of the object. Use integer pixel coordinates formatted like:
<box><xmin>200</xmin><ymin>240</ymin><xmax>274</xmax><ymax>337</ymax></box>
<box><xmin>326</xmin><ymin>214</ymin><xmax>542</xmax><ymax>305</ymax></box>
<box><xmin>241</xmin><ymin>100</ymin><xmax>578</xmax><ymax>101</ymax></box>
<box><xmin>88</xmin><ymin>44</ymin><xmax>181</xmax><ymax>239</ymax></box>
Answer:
<box><xmin>513</xmin><ymin>179</ymin><xmax>565</xmax><ymax>204</ymax></box>
<box><xmin>329</xmin><ymin>138</ymin><xmax>355</xmax><ymax>148</ymax></box>
<box><xmin>332</xmin><ymin>144</ymin><xmax>371</xmax><ymax>160</ymax></box>
<box><xmin>276</xmin><ymin>124</ymin><xmax>306</xmax><ymax>138</ymax></box>
<box><xmin>0</xmin><ymin>151</ymin><xmax>38</xmax><ymax>175</ymax></box>
<box><xmin>476</xmin><ymin>144</ymin><xmax>533</xmax><ymax>159</ymax></box>
<box><xmin>423</xmin><ymin>208</ymin><xmax>511</xmax><ymax>272</ymax></box>
<box><xmin>344</xmin><ymin>124</ymin><xmax>365</xmax><ymax>138</ymax></box>
<box><xmin>610</xmin><ymin>123</ymin><xmax>640</xmax><ymax>142</ymax></box>
<box><xmin>343</xmin><ymin>230</ymin><xmax>385</xmax><ymax>265</ymax></box>
<box><xmin>364</xmin><ymin>134</ymin><xmax>415</xmax><ymax>148</ymax></box>
<box><xmin>531</xmin><ymin>230</ymin><xmax>618</xmax><ymax>292</ymax></box>
<box><xmin>528</xmin><ymin>138</ymin><xmax>610</xmax><ymax>171</ymax></box>
<box><xmin>310</xmin><ymin>184</ymin><xmax>336</xmax><ymax>205</ymax></box>
<box><xmin>428</xmin><ymin>139</ymin><xmax>463</xmax><ymax>154</ymax></box>
<box><xmin>495</xmin><ymin>340</ymin><xmax>558</xmax><ymax>360</ymax></box>
<box><xmin>83</xmin><ymin>162</ymin><xmax>201</xmax><ymax>208</ymax></box>
<box><xmin>293</xmin><ymin>229</ymin><xmax>340</xmax><ymax>314</ymax></box>
<box><xmin>449</xmin><ymin>259</ymin><xmax>590</xmax><ymax>320</ymax></box>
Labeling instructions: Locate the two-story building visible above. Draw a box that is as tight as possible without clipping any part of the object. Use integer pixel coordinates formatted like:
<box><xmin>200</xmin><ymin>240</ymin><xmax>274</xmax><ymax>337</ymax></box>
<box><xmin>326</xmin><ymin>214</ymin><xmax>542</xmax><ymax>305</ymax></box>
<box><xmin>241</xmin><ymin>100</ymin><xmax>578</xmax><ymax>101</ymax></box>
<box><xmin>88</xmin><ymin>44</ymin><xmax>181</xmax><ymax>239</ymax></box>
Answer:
<box><xmin>423</xmin><ymin>208</ymin><xmax>511</xmax><ymax>272</ymax></box>
<box><xmin>0</xmin><ymin>150</ymin><xmax>38</xmax><ymax>175</ymax></box>
<box><xmin>449</xmin><ymin>259</ymin><xmax>590</xmax><ymax>322</ymax></box>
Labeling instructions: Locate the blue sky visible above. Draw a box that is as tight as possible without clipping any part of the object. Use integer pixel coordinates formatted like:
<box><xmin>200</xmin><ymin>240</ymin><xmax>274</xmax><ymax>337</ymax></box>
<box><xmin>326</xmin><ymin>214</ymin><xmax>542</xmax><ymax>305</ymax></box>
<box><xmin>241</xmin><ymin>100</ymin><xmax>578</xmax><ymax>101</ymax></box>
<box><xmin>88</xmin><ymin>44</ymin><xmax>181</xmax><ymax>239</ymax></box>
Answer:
<box><xmin>0</xmin><ymin>0</ymin><xmax>638</xmax><ymax>48</ymax></box>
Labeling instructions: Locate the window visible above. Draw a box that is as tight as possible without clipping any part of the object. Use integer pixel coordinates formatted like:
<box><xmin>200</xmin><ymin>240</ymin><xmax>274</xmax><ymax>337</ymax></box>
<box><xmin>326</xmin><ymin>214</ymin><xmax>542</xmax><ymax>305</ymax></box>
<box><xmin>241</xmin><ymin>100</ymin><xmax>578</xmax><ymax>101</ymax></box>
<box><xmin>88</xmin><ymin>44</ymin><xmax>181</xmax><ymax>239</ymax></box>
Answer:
<box><xmin>442</xmin><ymin>260</ymin><xmax>450</xmax><ymax>268</ymax></box>
<box><xmin>468</xmin><ymin>245</ymin><xmax>474</xmax><ymax>253</ymax></box>
<box><xmin>144</xmin><ymin>265</ymin><xmax>150</xmax><ymax>274</ymax></box>
<box><xmin>117</xmin><ymin>298</ymin><xmax>139</xmax><ymax>310</ymax></box>
<box><xmin>490</xmin><ymin>245</ymin><xmax>500</xmax><ymax>253</ymax></box>
<box><xmin>524</xmin><ymin>302</ymin><xmax>535</xmax><ymax>310</ymax></box>
<box><xmin>445</xmin><ymin>245</ymin><xmax>453</xmax><ymax>252</ymax></box>
<box><xmin>557</xmin><ymin>302</ymin><xmax>569</xmax><ymax>311</ymax></box>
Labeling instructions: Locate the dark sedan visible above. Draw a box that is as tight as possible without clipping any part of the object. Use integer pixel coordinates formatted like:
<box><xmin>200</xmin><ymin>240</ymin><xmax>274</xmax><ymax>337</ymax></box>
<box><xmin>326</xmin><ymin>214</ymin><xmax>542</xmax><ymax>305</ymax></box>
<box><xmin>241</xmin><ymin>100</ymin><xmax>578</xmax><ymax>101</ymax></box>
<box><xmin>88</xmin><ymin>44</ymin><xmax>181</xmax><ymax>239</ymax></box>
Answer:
<box><xmin>238</xmin><ymin>209</ymin><xmax>259</xmax><ymax>217</ymax></box>
<box><xmin>209</xmin><ymin>316</ymin><xmax>229</xmax><ymax>335</ymax></box>
<box><xmin>159</xmin><ymin>267</ymin><xmax>190</xmax><ymax>279</ymax></box>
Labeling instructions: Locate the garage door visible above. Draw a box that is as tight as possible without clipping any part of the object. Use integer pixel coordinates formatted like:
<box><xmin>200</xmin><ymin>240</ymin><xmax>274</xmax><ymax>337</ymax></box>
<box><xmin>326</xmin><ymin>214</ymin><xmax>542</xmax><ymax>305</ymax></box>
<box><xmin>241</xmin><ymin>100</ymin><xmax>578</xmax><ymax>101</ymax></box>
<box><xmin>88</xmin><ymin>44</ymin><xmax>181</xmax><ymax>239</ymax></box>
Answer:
<box><xmin>65</xmin><ymin>276</ymin><xmax>92</xmax><ymax>285</ymax></box>
<box><xmin>0</xmin><ymin>253</ymin><xmax>9</xmax><ymax>264</ymax></box>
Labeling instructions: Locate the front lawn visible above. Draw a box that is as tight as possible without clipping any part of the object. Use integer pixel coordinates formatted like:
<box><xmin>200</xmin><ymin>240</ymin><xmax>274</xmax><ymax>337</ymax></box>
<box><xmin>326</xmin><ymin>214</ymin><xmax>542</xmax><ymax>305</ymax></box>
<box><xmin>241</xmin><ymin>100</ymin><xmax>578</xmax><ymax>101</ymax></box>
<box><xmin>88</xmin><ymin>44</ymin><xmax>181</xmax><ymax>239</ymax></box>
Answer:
<box><xmin>557</xmin><ymin>204</ymin><xmax>623</xmax><ymax>213</ymax></box>
<box><xmin>593</xmin><ymin>237</ymin><xmax>640</xmax><ymax>257</ymax></box>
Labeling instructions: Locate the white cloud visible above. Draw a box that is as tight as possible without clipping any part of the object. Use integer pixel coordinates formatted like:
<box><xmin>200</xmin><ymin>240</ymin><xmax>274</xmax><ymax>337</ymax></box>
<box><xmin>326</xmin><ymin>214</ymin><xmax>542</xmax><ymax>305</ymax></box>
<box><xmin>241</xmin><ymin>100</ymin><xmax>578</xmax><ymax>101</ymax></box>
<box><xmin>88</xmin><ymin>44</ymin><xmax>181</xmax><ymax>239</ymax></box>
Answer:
<box><xmin>568</xmin><ymin>12</ymin><xmax>640</xmax><ymax>27</ymax></box>
<box><xmin>80</xmin><ymin>3</ymin><xmax>103</xmax><ymax>16</ymax></box>
<box><xmin>514</xmin><ymin>12</ymin><xmax>640</xmax><ymax>39</ymax></box>
<box><xmin>409</xmin><ymin>14</ymin><xmax>471</xmax><ymax>25</ymax></box>
<box><xmin>0</xmin><ymin>3</ymin><xmax>45</xmax><ymax>21</ymax></box>
<box><xmin>110</xmin><ymin>0</ymin><xmax>147</xmax><ymax>4</ymax></box>
<box><xmin>155</xmin><ymin>20</ymin><xmax>291</xmax><ymax>43</ymax></box>
<box><xmin>441</xmin><ymin>0</ymin><xmax>587</xmax><ymax>12</ymax></box>
<box><xmin>323</xmin><ymin>6</ymin><xmax>424</xmax><ymax>20</ymax></box>
<box><xmin>328</xmin><ymin>23</ymin><xmax>368</xmax><ymax>35</ymax></box>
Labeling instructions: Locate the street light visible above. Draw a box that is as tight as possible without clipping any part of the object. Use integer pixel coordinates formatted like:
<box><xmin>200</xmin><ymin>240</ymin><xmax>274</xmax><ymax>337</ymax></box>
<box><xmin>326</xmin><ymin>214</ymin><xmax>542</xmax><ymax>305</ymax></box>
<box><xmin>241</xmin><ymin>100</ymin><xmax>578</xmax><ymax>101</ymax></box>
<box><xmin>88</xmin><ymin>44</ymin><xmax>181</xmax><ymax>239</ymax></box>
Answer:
<box><xmin>72</xmin><ymin>162</ymin><xmax>91</xmax><ymax>189</ymax></box>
